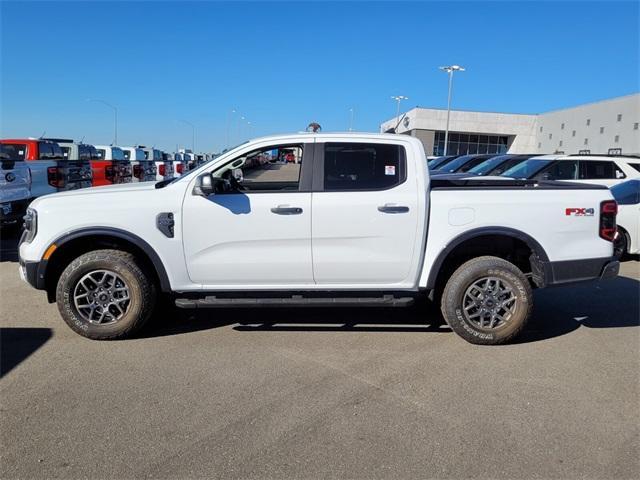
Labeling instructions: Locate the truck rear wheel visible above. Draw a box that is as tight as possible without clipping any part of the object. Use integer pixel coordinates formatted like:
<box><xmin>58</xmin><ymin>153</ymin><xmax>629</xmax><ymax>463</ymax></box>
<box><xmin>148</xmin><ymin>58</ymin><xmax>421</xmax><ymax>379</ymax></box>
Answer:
<box><xmin>56</xmin><ymin>249</ymin><xmax>156</xmax><ymax>340</ymax></box>
<box><xmin>441</xmin><ymin>256</ymin><xmax>532</xmax><ymax>345</ymax></box>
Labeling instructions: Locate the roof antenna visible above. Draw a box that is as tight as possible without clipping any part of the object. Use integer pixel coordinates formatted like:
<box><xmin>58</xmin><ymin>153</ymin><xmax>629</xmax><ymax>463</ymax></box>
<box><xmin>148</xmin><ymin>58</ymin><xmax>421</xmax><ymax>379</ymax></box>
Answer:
<box><xmin>39</xmin><ymin>131</ymin><xmax>46</xmax><ymax>139</ymax></box>
<box><xmin>79</xmin><ymin>136</ymin><xmax>85</xmax><ymax>144</ymax></box>
<box><xmin>392</xmin><ymin>112</ymin><xmax>408</xmax><ymax>133</ymax></box>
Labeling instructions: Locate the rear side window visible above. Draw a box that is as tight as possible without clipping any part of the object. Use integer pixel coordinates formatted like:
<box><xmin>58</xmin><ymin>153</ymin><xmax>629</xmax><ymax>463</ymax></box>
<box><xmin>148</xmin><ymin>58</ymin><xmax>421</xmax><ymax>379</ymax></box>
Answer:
<box><xmin>323</xmin><ymin>143</ymin><xmax>405</xmax><ymax>191</ymax></box>
<box><xmin>0</xmin><ymin>143</ymin><xmax>27</xmax><ymax>160</ymax></box>
<box><xmin>96</xmin><ymin>149</ymin><xmax>106</xmax><ymax>160</ymax></box>
<box><xmin>536</xmin><ymin>160</ymin><xmax>578</xmax><ymax>180</ymax></box>
<box><xmin>628</xmin><ymin>163</ymin><xmax>640</xmax><ymax>173</ymax></box>
<box><xmin>580</xmin><ymin>161</ymin><xmax>625</xmax><ymax>180</ymax></box>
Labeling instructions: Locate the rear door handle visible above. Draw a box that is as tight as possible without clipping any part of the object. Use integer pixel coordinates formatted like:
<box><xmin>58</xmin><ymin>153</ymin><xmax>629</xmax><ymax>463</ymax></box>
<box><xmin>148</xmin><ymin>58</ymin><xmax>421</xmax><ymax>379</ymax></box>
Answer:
<box><xmin>378</xmin><ymin>204</ymin><xmax>409</xmax><ymax>214</ymax></box>
<box><xmin>271</xmin><ymin>205</ymin><xmax>303</xmax><ymax>215</ymax></box>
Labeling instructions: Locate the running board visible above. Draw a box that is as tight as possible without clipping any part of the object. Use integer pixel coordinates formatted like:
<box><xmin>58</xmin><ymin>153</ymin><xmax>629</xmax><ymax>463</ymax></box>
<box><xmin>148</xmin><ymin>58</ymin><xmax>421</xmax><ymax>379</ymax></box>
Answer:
<box><xmin>175</xmin><ymin>295</ymin><xmax>415</xmax><ymax>309</ymax></box>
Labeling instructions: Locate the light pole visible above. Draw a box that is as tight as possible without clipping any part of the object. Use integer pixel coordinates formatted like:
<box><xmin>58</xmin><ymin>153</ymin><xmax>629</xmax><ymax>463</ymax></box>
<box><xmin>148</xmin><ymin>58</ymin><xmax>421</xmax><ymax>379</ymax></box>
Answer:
<box><xmin>226</xmin><ymin>109</ymin><xmax>236</xmax><ymax>147</ymax></box>
<box><xmin>439</xmin><ymin>64</ymin><xmax>465</xmax><ymax>155</ymax></box>
<box><xmin>237</xmin><ymin>115</ymin><xmax>245</xmax><ymax>140</ymax></box>
<box><xmin>390</xmin><ymin>96</ymin><xmax>408</xmax><ymax>128</ymax></box>
<box><xmin>87</xmin><ymin>98</ymin><xmax>118</xmax><ymax>145</ymax></box>
<box><xmin>180</xmin><ymin>120</ymin><xmax>196</xmax><ymax>152</ymax></box>
<box><xmin>349</xmin><ymin>108</ymin><xmax>354</xmax><ymax>131</ymax></box>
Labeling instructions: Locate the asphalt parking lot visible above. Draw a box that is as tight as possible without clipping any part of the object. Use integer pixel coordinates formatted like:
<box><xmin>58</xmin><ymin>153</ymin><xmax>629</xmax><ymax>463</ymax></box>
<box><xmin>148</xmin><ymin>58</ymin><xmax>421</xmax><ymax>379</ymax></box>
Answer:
<box><xmin>1</xmin><ymin>230</ymin><xmax>639</xmax><ymax>479</ymax></box>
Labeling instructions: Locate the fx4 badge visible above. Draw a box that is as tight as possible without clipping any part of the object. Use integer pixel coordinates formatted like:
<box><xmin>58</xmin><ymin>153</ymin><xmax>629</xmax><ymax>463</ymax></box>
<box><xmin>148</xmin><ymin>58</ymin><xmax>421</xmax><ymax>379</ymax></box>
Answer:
<box><xmin>566</xmin><ymin>207</ymin><xmax>595</xmax><ymax>216</ymax></box>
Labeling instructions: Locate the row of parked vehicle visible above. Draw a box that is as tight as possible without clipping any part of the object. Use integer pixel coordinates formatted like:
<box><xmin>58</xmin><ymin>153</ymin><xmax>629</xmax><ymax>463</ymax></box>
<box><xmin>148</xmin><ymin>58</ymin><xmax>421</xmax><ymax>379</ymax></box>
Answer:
<box><xmin>427</xmin><ymin>152</ymin><xmax>640</xmax><ymax>257</ymax></box>
<box><xmin>0</xmin><ymin>137</ymin><xmax>215</xmax><ymax>227</ymax></box>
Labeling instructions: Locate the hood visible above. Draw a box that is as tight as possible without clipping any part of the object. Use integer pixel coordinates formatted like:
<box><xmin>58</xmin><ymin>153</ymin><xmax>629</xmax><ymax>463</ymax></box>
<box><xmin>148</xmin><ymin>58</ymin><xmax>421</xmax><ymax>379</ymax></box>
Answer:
<box><xmin>31</xmin><ymin>181</ymin><xmax>159</xmax><ymax>205</ymax></box>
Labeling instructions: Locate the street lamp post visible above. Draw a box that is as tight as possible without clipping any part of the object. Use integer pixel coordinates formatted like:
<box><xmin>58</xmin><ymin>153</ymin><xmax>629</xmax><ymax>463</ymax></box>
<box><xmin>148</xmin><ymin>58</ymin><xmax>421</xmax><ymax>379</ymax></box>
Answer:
<box><xmin>349</xmin><ymin>108</ymin><xmax>354</xmax><ymax>131</ymax></box>
<box><xmin>439</xmin><ymin>64</ymin><xmax>465</xmax><ymax>155</ymax></box>
<box><xmin>180</xmin><ymin>120</ymin><xmax>196</xmax><ymax>152</ymax></box>
<box><xmin>226</xmin><ymin>109</ymin><xmax>236</xmax><ymax>148</ymax></box>
<box><xmin>390</xmin><ymin>96</ymin><xmax>408</xmax><ymax>129</ymax></box>
<box><xmin>87</xmin><ymin>98</ymin><xmax>118</xmax><ymax>145</ymax></box>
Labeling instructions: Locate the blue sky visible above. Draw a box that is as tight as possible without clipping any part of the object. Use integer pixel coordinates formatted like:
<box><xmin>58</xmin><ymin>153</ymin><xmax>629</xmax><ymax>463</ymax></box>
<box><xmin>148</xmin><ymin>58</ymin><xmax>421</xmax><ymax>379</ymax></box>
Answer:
<box><xmin>1</xmin><ymin>1</ymin><xmax>638</xmax><ymax>152</ymax></box>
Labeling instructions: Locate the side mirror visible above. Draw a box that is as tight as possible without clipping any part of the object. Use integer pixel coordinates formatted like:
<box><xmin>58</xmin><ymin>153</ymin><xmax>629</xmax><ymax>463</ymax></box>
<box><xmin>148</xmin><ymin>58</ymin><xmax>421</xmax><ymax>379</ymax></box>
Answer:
<box><xmin>231</xmin><ymin>168</ymin><xmax>243</xmax><ymax>183</ymax></box>
<box><xmin>194</xmin><ymin>172</ymin><xmax>214</xmax><ymax>196</ymax></box>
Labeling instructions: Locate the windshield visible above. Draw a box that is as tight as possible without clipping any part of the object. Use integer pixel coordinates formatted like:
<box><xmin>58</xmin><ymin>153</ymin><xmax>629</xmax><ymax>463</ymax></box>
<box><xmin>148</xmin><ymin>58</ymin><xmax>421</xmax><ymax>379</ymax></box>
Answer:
<box><xmin>428</xmin><ymin>156</ymin><xmax>458</xmax><ymax>170</ymax></box>
<box><xmin>437</xmin><ymin>155</ymin><xmax>491</xmax><ymax>173</ymax></box>
<box><xmin>155</xmin><ymin>141</ymin><xmax>248</xmax><ymax>188</ymax></box>
<box><xmin>502</xmin><ymin>159</ymin><xmax>552</xmax><ymax>178</ymax></box>
<box><xmin>467</xmin><ymin>155</ymin><xmax>510</xmax><ymax>175</ymax></box>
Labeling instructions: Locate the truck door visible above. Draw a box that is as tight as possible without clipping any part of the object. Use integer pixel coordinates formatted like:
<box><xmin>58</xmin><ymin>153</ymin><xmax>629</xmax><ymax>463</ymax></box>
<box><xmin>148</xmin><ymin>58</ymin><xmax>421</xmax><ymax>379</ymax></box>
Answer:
<box><xmin>311</xmin><ymin>140</ymin><xmax>422</xmax><ymax>287</ymax></box>
<box><xmin>182</xmin><ymin>142</ymin><xmax>314</xmax><ymax>287</ymax></box>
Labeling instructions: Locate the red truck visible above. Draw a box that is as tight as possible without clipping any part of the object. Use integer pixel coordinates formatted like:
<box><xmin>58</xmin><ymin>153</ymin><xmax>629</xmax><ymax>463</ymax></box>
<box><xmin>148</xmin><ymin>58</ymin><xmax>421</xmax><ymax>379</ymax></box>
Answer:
<box><xmin>47</xmin><ymin>139</ymin><xmax>117</xmax><ymax>187</ymax></box>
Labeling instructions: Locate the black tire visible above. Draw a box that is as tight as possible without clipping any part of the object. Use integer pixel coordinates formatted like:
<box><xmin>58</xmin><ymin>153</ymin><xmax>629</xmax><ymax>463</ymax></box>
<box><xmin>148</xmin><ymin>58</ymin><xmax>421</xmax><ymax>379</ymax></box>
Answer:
<box><xmin>56</xmin><ymin>249</ymin><xmax>156</xmax><ymax>340</ymax></box>
<box><xmin>441</xmin><ymin>256</ymin><xmax>532</xmax><ymax>345</ymax></box>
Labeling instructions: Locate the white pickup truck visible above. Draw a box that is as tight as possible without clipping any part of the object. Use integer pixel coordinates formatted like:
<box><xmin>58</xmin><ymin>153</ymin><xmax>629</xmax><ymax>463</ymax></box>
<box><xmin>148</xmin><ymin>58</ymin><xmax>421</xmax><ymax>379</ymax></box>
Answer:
<box><xmin>18</xmin><ymin>133</ymin><xmax>619</xmax><ymax>344</ymax></box>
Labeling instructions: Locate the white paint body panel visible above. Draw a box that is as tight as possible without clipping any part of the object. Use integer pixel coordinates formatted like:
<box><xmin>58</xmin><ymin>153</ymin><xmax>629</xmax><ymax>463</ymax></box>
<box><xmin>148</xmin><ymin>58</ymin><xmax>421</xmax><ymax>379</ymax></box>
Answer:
<box><xmin>19</xmin><ymin>132</ymin><xmax>615</xmax><ymax>294</ymax></box>
<box><xmin>617</xmin><ymin>203</ymin><xmax>640</xmax><ymax>254</ymax></box>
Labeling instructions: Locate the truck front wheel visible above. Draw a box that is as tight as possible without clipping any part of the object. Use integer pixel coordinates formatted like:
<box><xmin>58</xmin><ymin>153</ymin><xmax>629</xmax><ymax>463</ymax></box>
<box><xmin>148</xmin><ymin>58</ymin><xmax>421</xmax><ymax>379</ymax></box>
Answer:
<box><xmin>441</xmin><ymin>256</ymin><xmax>532</xmax><ymax>345</ymax></box>
<box><xmin>56</xmin><ymin>249</ymin><xmax>156</xmax><ymax>340</ymax></box>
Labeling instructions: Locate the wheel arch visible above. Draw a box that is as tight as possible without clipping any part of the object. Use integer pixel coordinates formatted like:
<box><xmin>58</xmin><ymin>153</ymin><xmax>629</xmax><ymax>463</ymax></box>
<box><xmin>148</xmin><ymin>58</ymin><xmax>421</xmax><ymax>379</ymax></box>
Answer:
<box><xmin>41</xmin><ymin>227</ymin><xmax>171</xmax><ymax>302</ymax></box>
<box><xmin>424</xmin><ymin>227</ymin><xmax>550</xmax><ymax>291</ymax></box>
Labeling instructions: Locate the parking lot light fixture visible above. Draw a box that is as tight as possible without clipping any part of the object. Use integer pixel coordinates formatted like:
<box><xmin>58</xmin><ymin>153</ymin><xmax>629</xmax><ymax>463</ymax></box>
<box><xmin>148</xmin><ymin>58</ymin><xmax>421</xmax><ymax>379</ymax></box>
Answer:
<box><xmin>180</xmin><ymin>120</ymin><xmax>196</xmax><ymax>152</ymax></box>
<box><xmin>439</xmin><ymin>65</ymin><xmax>465</xmax><ymax>155</ymax></box>
<box><xmin>87</xmin><ymin>98</ymin><xmax>118</xmax><ymax>145</ymax></box>
<box><xmin>226</xmin><ymin>109</ymin><xmax>236</xmax><ymax>148</ymax></box>
<box><xmin>349</xmin><ymin>108</ymin><xmax>354</xmax><ymax>131</ymax></box>
<box><xmin>391</xmin><ymin>96</ymin><xmax>409</xmax><ymax>128</ymax></box>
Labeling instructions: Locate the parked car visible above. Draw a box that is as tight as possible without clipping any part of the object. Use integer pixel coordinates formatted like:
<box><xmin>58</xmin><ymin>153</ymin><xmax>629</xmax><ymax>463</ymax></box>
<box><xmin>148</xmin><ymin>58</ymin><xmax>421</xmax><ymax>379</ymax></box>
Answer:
<box><xmin>431</xmin><ymin>154</ymin><xmax>496</xmax><ymax>174</ymax></box>
<box><xmin>94</xmin><ymin>146</ymin><xmax>132</xmax><ymax>184</ymax></box>
<box><xmin>610</xmin><ymin>179</ymin><xmax>640</xmax><ymax>257</ymax></box>
<box><xmin>121</xmin><ymin>147</ymin><xmax>156</xmax><ymax>182</ymax></box>
<box><xmin>501</xmin><ymin>154</ymin><xmax>640</xmax><ymax>186</ymax></box>
<box><xmin>427</xmin><ymin>155</ymin><xmax>461</xmax><ymax>170</ymax></box>
<box><xmin>19</xmin><ymin>132</ymin><xmax>618</xmax><ymax>345</ymax></box>
<box><xmin>0</xmin><ymin>139</ymin><xmax>92</xmax><ymax>196</ymax></box>
<box><xmin>138</xmin><ymin>146</ymin><xmax>173</xmax><ymax>181</ymax></box>
<box><xmin>465</xmin><ymin>154</ymin><xmax>537</xmax><ymax>176</ymax></box>
<box><xmin>0</xmin><ymin>153</ymin><xmax>31</xmax><ymax>227</ymax></box>
<box><xmin>184</xmin><ymin>152</ymin><xmax>196</xmax><ymax>171</ymax></box>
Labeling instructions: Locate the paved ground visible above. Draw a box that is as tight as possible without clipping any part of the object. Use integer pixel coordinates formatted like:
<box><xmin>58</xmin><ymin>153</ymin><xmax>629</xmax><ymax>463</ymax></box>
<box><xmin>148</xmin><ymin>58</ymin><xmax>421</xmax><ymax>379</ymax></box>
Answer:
<box><xmin>1</xmin><ymin>229</ymin><xmax>639</xmax><ymax>479</ymax></box>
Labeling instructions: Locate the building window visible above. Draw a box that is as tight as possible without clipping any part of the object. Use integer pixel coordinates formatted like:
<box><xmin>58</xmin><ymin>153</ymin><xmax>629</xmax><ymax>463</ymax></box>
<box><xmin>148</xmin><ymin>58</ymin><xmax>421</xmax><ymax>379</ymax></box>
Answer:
<box><xmin>600</xmin><ymin>127</ymin><xmax>605</xmax><ymax>134</ymax></box>
<box><xmin>617</xmin><ymin>114</ymin><xmax>622</xmax><ymax>122</ymax></box>
<box><xmin>539</xmin><ymin>126</ymin><xmax>543</xmax><ymax>132</ymax></box>
<box><xmin>559</xmin><ymin>140</ymin><xmax>563</xmax><ymax>147</ymax></box>
<box><xmin>538</xmin><ymin>142</ymin><xmax>541</xmax><ymax>149</ymax></box>
<box><xmin>584</xmin><ymin>138</ymin><xmax>589</xmax><ymax>145</ymax></box>
<box><xmin>572</xmin><ymin>130</ymin><xmax>576</xmax><ymax>137</ymax></box>
<box><xmin>586</xmin><ymin>119</ymin><xmax>591</xmax><ymax>126</ymax></box>
<box><xmin>561</xmin><ymin>123</ymin><xmax>565</xmax><ymax>130</ymax></box>
<box><xmin>615</xmin><ymin>135</ymin><xmax>620</xmax><ymax>143</ymax></box>
<box><xmin>548</xmin><ymin>133</ymin><xmax>552</xmax><ymax>139</ymax></box>
<box><xmin>635</xmin><ymin>122</ymin><xmax>639</xmax><ymax>130</ymax></box>
<box><xmin>432</xmin><ymin>131</ymin><xmax>508</xmax><ymax>156</ymax></box>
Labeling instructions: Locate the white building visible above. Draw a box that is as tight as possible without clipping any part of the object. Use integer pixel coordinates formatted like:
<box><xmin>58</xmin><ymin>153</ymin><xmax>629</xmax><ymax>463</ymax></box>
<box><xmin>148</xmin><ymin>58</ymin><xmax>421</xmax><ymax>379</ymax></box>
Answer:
<box><xmin>380</xmin><ymin>93</ymin><xmax>639</xmax><ymax>156</ymax></box>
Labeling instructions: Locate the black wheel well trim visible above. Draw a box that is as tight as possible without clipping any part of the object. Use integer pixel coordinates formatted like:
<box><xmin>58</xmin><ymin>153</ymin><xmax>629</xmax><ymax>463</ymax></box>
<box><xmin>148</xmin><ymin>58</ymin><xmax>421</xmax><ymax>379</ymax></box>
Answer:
<box><xmin>41</xmin><ymin>227</ymin><xmax>172</xmax><ymax>292</ymax></box>
<box><xmin>425</xmin><ymin>227</ymin><xmax>550</xmax><ymax>290</ymax></box>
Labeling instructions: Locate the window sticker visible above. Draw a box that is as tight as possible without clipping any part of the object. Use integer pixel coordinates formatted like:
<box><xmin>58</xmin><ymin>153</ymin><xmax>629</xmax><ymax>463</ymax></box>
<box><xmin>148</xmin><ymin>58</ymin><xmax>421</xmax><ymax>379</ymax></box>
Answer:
<box><xmin>385</xmin><ymin>165</ymin><xmax>396</xmax><ymax>176</ymax></box>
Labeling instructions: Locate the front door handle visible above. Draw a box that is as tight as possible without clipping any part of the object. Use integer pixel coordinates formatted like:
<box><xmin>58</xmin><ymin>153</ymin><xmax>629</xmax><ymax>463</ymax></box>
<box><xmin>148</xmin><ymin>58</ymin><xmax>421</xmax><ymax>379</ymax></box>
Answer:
<box><xmin>271</xmin><ymin>205</ymin><xmax>303</xmax><ymax>215</ymax></box>
<box><xmin>378</xmin><ymin>204</ymin><xmax>409</xmax><ymax>214</ymax></box>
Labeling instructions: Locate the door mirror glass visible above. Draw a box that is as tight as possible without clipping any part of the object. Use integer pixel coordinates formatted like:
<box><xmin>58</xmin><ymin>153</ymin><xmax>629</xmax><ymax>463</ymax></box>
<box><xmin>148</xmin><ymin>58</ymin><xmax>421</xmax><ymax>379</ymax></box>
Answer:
<box><xmin>194</xmin><ymin>172</ymin><xmax>214</xmax><ymax>196</ymax></box>
<box><xmin>231</xmin><ymin>168</ymin><xmax>244</xmax><ymax>183</ymax></box>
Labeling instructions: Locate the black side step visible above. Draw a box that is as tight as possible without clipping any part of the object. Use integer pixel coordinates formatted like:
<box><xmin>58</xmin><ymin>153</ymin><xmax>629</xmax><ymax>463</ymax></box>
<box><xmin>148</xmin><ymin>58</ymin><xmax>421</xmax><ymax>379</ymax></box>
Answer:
<box><xmin>175</xmin><ymin>295</ymin><xmax>415</xmax><ymax>309</ymax></box>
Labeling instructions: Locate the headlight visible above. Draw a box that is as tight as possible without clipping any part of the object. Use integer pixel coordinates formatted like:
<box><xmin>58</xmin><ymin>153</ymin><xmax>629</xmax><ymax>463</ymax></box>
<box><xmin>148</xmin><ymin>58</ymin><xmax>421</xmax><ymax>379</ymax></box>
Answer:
<box><xmin>22</xmin><ymin>208</ymin><xmax>37</xmax><ymax>243</ymax></box>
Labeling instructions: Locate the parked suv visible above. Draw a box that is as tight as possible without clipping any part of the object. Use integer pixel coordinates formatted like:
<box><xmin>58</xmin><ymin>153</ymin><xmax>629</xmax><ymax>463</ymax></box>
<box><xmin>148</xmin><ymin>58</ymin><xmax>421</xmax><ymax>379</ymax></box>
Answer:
<box><xmin>0</xmin><ymin>151</ymin><xmax>31</xmax><ymax>227</ymax></box>
<box><xmin>0</xmin><ymin>139</ymin><xmax>92</xmax><ymax>196</ymax></box>
<box><xmin>53</xmin><ymin>140</ymin><xmax>113</xmax><ymax>187</ymax></box>
<box><xmin>95</xmin><ymin>146</ymin><xmax>132</xmax><ymax>184</ymax></box>
<box><xmin>121</xmin><ymin>147</ymin><xmax>156</xmax><ymax>182</ymax></box>
<box><xmin>502</xmin><ymin>154</ymin><xmax>640</xmax><ymax>186</ymax></box>
<box><xmin>164</xmin><ymin>152</ymin><xmax>185</xmax><ymax>177</ymax></box>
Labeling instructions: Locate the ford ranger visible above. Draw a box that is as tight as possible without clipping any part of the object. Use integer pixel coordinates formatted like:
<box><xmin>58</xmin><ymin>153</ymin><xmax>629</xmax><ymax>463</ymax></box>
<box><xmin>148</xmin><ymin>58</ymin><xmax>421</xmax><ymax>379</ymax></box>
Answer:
<box><xmin>18</xmin><ymin>133</ymin><xmax>619</xmax><ymax>344</ymax></box>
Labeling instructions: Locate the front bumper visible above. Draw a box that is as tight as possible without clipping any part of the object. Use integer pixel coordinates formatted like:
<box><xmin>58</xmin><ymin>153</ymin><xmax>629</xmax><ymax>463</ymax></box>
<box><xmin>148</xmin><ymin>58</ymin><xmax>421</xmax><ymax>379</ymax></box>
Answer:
<box><xmin>19</xmin><ymin>258</ymin><xmax>43</xmax><ymax>290</ymax></box>
<box><xmin>539</xmin><ymin>256</ymin><xmax>619</xmax><ymax>287</ymax></box>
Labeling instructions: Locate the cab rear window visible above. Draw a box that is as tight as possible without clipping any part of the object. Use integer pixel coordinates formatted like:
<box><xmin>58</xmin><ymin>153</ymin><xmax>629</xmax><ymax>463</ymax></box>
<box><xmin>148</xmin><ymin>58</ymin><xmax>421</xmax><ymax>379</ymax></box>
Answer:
<box><xmin>0</xmin><ymin>144</ymin><xmax>27</xmax><ymax>160</ymax></box>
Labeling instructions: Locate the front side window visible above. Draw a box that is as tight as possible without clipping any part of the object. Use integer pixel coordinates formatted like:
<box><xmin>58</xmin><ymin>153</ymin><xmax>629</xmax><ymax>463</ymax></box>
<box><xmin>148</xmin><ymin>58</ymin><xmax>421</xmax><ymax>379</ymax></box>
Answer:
<box><xmin>216</xmin><ymin>144</ymin><xmax>303</xmax><ymax>192</ymax></box>
<box><xmin>323</xmin><ymin>143</ymin><xmax>404</xmax><ymax>191</ymax></box>
<box><xmin>580</xmin><ymin>161</ymin><xmax>625</xmax><ymax>180</ymax></box>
